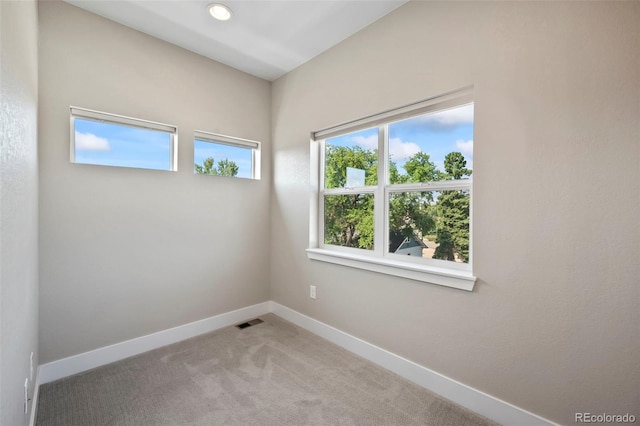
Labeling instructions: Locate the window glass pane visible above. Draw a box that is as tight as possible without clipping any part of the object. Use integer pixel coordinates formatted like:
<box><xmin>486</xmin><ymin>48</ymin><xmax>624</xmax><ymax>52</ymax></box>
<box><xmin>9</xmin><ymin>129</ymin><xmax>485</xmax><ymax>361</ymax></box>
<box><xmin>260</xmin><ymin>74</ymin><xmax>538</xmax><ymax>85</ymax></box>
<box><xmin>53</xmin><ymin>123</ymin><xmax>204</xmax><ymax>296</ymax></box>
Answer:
<box><xmin>74</xmin><ymin>118</ymin><xmax>172</xmax><ymax>171</ymax></box>
<box><xmin>388</xmin><ymin>103</ymin><xmax>473</xmax><ymax>184</ymax></box>
<box><xmin>194</xmin><ymin>139</ymin><xmax>253</xmax><ymax>179</ymax></box>
<box><xmin>325</xmin><ymin>128</ymin><xmax>378</xmax><ymax>189</ymax></box>
<box><xmin>389</xmin><ymin>190</ymin><xmax>469</xmax><ymax>263</ymax></box>
<box><xmin>324</xmin><ymin>193</ymin><xmax>374</xmax><ymax>250</ymax></box>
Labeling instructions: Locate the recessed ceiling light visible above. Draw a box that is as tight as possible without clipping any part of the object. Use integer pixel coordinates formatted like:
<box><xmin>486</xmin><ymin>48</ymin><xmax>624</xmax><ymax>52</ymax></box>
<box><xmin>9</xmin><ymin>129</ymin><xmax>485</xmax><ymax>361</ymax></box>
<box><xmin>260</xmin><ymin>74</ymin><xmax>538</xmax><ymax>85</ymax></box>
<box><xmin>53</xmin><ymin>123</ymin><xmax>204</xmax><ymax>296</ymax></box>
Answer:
<box><xmin>208</xmin><ymin>3</ymin><xmax>232</xmax><ymax>21</ymax></box>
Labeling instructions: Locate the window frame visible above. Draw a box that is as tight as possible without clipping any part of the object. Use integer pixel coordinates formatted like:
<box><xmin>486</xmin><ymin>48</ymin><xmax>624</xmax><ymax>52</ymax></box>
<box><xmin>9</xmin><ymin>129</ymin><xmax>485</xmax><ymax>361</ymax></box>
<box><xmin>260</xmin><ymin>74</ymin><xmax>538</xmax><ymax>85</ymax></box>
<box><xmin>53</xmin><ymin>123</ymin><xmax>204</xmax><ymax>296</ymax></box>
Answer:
<box><xmin>308</xmin><ymin>87</ymin><xmax>476</xmax><ymax>291</ymax></box>
<box><xmin>193</xmin><ymin>130</ymin><xmax>261</xmax><ymax>180</ymax></box>
<box><xmin>70</xmin><ymin>106</ymin><xmax>178</xmax><ymax>171</ymax></box>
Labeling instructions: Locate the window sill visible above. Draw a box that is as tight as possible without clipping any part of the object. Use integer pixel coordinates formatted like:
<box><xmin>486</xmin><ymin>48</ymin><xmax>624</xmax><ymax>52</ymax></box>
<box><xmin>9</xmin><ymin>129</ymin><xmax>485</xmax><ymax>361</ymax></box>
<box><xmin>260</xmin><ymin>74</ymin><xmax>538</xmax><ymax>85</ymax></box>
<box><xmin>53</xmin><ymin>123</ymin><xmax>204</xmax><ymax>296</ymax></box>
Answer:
<box><xmin>306</xmin><ymin>248</ymin><xmax>476</xmax><ymax>291</ymax></box>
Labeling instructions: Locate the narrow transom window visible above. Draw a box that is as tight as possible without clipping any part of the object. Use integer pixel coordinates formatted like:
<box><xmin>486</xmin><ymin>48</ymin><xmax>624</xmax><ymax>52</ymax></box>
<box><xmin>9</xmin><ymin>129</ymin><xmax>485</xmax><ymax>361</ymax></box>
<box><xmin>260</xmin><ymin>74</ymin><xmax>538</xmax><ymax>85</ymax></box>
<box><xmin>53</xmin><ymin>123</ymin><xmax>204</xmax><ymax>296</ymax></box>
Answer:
<box><xmin>308</xmin><ymin>87</ymin><xmax>475</xmax><ymax>291</ymax></box>
<box><xmin>194</xmin><ymin>131</ymin><xmax>261</xmax><ymax>180</ymax></box>
<box><xmin>70</xmin><ymin>107</ymin><xmax>177</xmax><ymax>171</ymax></box>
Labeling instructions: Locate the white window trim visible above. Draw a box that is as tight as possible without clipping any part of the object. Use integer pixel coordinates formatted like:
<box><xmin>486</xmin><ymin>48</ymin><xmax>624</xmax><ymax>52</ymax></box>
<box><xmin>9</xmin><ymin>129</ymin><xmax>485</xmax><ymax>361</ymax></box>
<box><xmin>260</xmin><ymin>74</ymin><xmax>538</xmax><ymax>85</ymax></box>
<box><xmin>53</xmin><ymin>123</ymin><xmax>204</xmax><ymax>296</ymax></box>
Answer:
<box><xmin>308</xmin><ymin>86</ymin><xmax>476</xmax><ymax>291</ymax></box>
<box><xmin>306</xmin><ymin>248</ymin><xmax>475</xmax><ymax>291</ymax></box>
<box><xmin>194</xmin><ymin>130</ymin><xmax>261</xmax><ymax>180</ymax></box>
<box><xmin>70</xmin><ymin>106</ymin><xmax>178</xmax><ymax>171</ymax></box>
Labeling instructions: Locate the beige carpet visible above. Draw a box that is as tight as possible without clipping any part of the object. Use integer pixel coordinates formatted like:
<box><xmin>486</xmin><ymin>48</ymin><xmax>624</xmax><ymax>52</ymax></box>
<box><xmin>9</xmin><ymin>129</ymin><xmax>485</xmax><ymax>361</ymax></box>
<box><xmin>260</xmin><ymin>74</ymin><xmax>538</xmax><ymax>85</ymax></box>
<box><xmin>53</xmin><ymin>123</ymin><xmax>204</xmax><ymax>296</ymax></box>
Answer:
<box><xmin>36</xmin><ymin>314</ymin><xmax>497</xmax><ymax>425</ymax></box>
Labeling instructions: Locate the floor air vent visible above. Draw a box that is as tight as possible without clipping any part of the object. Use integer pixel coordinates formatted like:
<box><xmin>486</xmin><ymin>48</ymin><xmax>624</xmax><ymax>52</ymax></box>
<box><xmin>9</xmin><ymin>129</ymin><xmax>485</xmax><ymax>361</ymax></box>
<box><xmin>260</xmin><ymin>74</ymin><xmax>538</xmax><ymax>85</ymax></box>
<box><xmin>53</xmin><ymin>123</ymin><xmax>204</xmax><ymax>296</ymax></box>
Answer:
<box><xmin>236</xmin><ymin>318</ymin><xmax>264</xmax><ymax>329</ymax></box>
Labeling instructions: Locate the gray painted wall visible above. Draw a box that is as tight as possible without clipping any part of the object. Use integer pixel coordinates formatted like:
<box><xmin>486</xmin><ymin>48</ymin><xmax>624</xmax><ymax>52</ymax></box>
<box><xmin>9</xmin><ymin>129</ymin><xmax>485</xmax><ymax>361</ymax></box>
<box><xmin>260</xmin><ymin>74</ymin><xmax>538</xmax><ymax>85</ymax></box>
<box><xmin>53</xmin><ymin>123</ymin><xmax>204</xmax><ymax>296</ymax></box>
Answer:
<box><xmin>0</xmin><ymin>1</ymin><xmax>39</xmax><ymax>424</ymax></box>
<box><xmin>38</xmin><ymin>1</ymin><xmax>271</xmax><ymax>363</ymax></box>
<box><xmin>271</xmin><ymin>2</ymin><xmax>640</xmax><ymax>424</ymax></box>
<box><xmin>30</xmin><ymin>1</ymin><xmax>640</xmax><ymax>424</ymax></box>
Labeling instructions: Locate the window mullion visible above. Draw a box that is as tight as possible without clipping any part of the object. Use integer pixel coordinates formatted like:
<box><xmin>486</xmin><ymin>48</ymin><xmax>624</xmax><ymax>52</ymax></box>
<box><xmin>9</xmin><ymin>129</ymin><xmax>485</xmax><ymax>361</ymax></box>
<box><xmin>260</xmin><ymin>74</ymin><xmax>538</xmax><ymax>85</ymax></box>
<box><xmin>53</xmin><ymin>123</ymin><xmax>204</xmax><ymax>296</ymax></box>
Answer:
<box><xmin>373</xmin><ymin>125</ymin><xmax>387</xmax><ymax>257</ymax></box>
<box><xmin>323</xmin><ymin>187</ymin><xmax>376</xmax><ymax>195</ymax></box>
<box><xmin>387</xmin><ymin>180</ymin><xmax>472</xmax><ymax>193</ymax></box>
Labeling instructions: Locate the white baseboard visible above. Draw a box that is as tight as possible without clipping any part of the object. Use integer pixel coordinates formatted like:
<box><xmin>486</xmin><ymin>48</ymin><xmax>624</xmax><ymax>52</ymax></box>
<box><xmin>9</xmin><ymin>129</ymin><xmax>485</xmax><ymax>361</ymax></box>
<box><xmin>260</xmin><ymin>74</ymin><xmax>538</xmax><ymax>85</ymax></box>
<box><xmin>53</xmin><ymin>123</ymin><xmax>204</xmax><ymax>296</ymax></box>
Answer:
<box><xmin>38</xmin><ymin>301</ymin><xmax>271</xmax><ymax>384</ymax></box>
<box><xmin>270</xmin><ymin>301</ymin><xmax>556</xmax><ymax>426</ymax></box>
<box><xmin>35</xmin><ymin>300</ymin><xmax>554</xmax><ymax>426</ymax></box>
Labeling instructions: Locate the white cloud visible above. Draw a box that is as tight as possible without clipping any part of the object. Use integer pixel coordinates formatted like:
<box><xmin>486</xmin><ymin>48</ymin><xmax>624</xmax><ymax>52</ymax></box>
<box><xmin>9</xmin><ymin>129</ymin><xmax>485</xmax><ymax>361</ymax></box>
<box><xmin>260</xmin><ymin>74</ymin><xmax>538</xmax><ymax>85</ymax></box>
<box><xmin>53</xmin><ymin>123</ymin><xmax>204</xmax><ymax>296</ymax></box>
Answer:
<box><xmin>75</xmin><ymin>132</ymin><xmax>110</xmax><ymax>151</ymax></box>
<box><xmin>455</xmin><ymin>139</ymin><xmax>473</xmax><ymax>157</ymax></box>
<box><xmin>419</xmin><ymin>103</ymin><xmax>474</xmax><ymax>130</ymax></box>
<box><xmin>389</xmin><ymin>137</ymin><xmax>421</xmax><ymax>160</ymax></box>
<box><xmin>350</xmin><ymin>135</ymin><xmax>421</xmax><ymax>160</ymax></box>
<box><xmin>349</xmin><ymin>134</ymin><xmax>377</xmax><ymax>150</ymax></box>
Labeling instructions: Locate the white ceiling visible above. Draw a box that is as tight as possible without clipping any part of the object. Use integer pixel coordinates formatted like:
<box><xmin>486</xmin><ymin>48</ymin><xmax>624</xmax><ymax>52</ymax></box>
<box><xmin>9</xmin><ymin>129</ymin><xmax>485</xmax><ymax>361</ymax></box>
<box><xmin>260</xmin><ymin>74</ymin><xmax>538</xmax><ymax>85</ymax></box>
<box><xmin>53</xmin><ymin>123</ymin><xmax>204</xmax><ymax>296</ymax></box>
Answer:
<box><xmin>63</xmin><ymin>0</ymin><xmax>408</xmax><ymax>81</ymax></box>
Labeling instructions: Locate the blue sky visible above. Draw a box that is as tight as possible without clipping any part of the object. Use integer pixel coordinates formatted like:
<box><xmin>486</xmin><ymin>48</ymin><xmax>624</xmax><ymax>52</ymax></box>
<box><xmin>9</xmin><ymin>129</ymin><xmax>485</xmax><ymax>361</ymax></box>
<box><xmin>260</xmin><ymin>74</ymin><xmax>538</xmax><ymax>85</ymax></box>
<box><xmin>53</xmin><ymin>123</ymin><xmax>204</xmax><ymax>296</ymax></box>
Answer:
<box><xmin>74</xmin><ymin>119</ymin><xmax>253</xmax><ymax>177</ymax></box>
<box><xmin>74</xmin><ymin>119</ymin><xmax>172</xmax><ymax>170</ymax></box>
<box><xmin>326</xmin><ymin>103</ymin><xmax>474</xmax><ymax>181</ymax></box>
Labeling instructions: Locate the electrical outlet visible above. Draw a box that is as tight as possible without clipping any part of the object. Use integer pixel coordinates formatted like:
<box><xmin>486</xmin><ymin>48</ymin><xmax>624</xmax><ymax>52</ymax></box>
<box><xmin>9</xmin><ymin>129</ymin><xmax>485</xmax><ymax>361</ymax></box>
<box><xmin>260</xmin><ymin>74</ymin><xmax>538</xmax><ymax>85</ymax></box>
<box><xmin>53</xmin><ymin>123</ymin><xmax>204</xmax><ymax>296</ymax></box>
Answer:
<box><xmin>310</xmin><ymin>285</ymin><xmax>316</xmax><ymax>299</ymax></box>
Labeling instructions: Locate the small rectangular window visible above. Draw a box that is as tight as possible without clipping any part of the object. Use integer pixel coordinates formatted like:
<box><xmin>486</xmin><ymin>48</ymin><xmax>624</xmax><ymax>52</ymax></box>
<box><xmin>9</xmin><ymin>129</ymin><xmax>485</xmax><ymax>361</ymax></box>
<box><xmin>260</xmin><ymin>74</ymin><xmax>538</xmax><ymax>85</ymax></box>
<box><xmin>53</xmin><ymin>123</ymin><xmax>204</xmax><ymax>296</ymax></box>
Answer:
<box><xmin>70</xmin><ymin>107</ymin><xmax>177</xmax><ymax>171</ymax></box>
<box><xmin>194</xmin><ymin>131</ymin><xmax>261</xmax><ymax>180</ymax></box>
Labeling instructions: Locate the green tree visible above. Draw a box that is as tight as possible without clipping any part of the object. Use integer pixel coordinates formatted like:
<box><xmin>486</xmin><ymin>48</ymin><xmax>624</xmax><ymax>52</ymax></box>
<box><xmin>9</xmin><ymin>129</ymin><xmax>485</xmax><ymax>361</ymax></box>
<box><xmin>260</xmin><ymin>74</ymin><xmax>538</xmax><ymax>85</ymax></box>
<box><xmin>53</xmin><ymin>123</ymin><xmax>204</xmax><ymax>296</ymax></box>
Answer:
<box><xmin>322</xmin><ymin>146</ymin><xmax>471</xmax><ymax>261</ymax></box>
<box><xmin>433</xmin><ymin>228</ymin><xmax>455</xmax><ymax>261</ymax></box>
<box><xmin>403</xmin><ymin>152</ymin><xmax>442</xmax><ymax>183</ymax></box>
<box><xmin>194</xmin><ymin>157</ymin><xmax>216</xmax><ymax>175</ymax></box>
<box><xmin>388</xmin><ymin>192</ymin><xmax>436</xmax><ymax>245</ymax></box>
<box><xmin>323</xmin><ymin>145</ymin><xmax>439</xmax><ymax>251</ymax></box>
<box><xmin>388</xmin><ymin>153</ymin><xmax>438</xmax><ymax>250</ymax></box>
<box><xmin>432</xmin><ymin>152</ymin><xmax>471</xmax><ymax>262</ymax></box>
<box><xmin>323</xmin><ymin>145</ymin><xmax>376</xmax><ymax>249</ymax></box>
<box><xmin>324</xmin><ymin>194</ymin><xmax>374</xmax><ymax>249</ymax></box>
<box><xmin>194</xmin><ymin>157</ymin><xmax>239</xmax><ymax>177</ymax></box>
<box><xmin>433</xmin><ymin>191</ymin><xmax>470</xmax><ymax>262</ymax></box>
<box><xmin>216</xmin><ymin>159</ymin><xmax>239</xmax><ymax>177</ymax></box>
<box><xmin>443</xmin><ymin>151</ymin><xmax>471</xmax><ymax>180</ymax></box>
<box><xmin>325</xmin><ymin>145</ymin><xmax>378</xmax><ymax>188</ymax></box>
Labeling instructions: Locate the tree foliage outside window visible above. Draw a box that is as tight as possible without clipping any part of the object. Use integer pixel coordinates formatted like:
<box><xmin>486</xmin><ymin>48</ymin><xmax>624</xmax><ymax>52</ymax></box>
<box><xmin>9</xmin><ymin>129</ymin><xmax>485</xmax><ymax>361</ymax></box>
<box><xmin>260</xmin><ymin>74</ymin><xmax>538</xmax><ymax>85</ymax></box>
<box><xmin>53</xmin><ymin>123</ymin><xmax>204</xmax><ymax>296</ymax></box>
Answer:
<box><xmin>193</xmin><ymin>134</ymin><xmax>259</xmax><ymax>179</ymax></box>
<box><xmin>323</xmin><ymin>145</ymin><xmax>471</xmax><ymax>263</ymax></box>
<box><xmin>324</xmin><ymin>193</ymin><xmax>374</xmax><ymax>249</ymax></box>
<box><xmin>318</xmin><ymin>99</ymin><xmax>473</xmax><ymax>268</ymax></box>
<box><xmin>325</xmin><ymin>145</ymin><xmax>378</xmax><ymax>188</ymax></box>
<box><xmin>432</xmin><ymin>153</ymin><xmax>472</xmax><ymax>262</ymax></box>
<box><xmin>194</xmin><ymin>157</ymin><xmax>239</xmax><ymax>177</ymax></box>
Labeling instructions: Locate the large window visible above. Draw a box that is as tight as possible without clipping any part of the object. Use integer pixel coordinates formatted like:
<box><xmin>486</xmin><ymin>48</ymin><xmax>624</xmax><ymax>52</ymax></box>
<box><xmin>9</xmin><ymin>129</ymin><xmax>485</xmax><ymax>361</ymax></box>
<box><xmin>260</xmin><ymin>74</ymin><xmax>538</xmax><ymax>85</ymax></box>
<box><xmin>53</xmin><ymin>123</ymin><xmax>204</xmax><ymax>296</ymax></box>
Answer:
<box><xmin>308</xmin><ymin>88</ymin><xmax>476</xmax><ymax>290</ymax></box>
<box><xmin>194</xmin><ymin>131</ymin><xmax>261</xmax><ymax>180</ymax></box>
<box><xmin>70</xmin><ymin>107</ymin><xmax>177</xmax><ymax>171</ymax></box>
